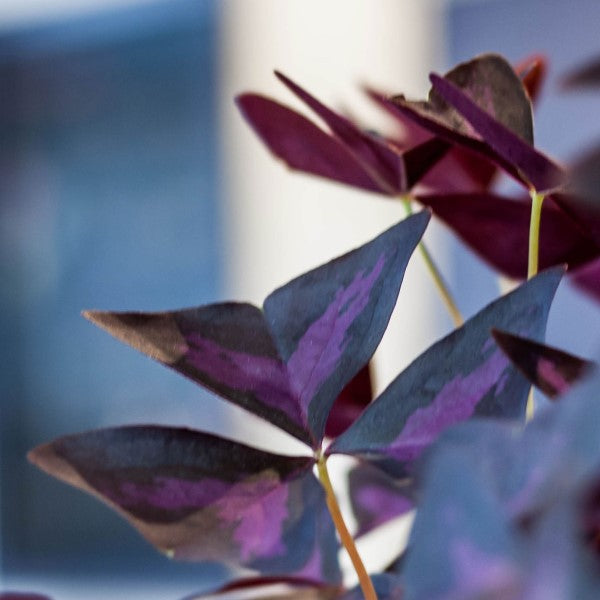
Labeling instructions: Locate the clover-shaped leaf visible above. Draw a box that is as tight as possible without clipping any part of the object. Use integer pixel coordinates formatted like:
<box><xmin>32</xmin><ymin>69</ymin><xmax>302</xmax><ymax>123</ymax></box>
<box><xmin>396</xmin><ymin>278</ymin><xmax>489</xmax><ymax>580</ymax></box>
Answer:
<box><xmin>328</xmin><ymin>268</ymin><xmax>562</xmax><ymax>477</ymax></box>
<box><xmin>84</xmin><ymin>213</ymin><xmax>429</xmax><ymax>448</ymax></box>
<box><xmin>29</xmin><ymin>426</ymin><xmax>341</xmax><ymax>583</ymax></box>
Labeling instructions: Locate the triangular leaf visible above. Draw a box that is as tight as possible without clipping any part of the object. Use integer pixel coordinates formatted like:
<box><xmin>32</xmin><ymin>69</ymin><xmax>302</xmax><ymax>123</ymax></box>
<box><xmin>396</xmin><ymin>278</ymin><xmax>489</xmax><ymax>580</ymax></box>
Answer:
<box><xmin>236</xmin><ymin>94</ymin><xmax>383</xmax><ymax>194</ymax></box>
<box><xmin>328</xmin><ymin>268</ymin><xmax>562</xmax><ymax>476</ymax></box>
<box><xmin>28</xmin><ymin>426</ymin><xmax>341</xmax><ymax>583</ymax></box>
<box><xmin>492</xmin><ymin>329</ymin><xmax>594</xmax><ymax>399</ymax></box>
<box><xmin>85</xmin><ymin>214</ymin><xmax>429</xmax><ymax>448</ymax></box>
<box><xmin>416</xmin><ymin>192</ymin><xmax>599</xmax><ymax>279</ymax></box>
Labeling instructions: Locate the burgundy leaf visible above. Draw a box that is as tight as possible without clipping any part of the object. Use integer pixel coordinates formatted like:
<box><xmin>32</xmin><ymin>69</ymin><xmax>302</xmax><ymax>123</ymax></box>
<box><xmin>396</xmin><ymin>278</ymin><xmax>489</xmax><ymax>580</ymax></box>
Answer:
<box><xmin>325</xmin><ymin>364</ymin><xmax>373</xmax><ymax>439</ymax></box>
<box><xmin>274</xmin><ymin>71</ymin><xmax>404</xmax><ymax>194</ymax></box>
<box><xmin>515</xmin><ymin>54</ymin><xmax>547</xmax><ymax>102</ymax></box>
<box><xmin>236</xmin><ymin>94</ymin><xmax>382</xmax><ymax>194</ymax></box>
<box><xmin>348</xmin><ymin>463</ymin><xmax>414</xmax><ymax>537</ymax></box>
<box><xmin>429</xmin><ymin>72</ymin><xmax>565</xmax><ymax>192</ymax></box>
<box><xmin>416</xmin><ymin>192</ymin><xmax>599</xmax><ymax>279</ymax></box>
<box><xmin>28</xmin><ymin>426</ymin><xmax>341</xmax><ymax>583</ymax></box>
<box><xmin>85</xmin><ymin>214</ymin><xmax>429</xmax><ymax>448</ymax></box>
<box><xmin>327</xmin><ymin>268</ymin><xmax>562</xmax><ymax>476</ymax></box>
<box><xmin>491</xmin><ymin>329</ymin><xmax>594</xmax><ymax>399</ymax></box>
<box><xmin>562</xmin><ymin>55</ymin><xmax>600</xmax><ymax>88</ymax></box>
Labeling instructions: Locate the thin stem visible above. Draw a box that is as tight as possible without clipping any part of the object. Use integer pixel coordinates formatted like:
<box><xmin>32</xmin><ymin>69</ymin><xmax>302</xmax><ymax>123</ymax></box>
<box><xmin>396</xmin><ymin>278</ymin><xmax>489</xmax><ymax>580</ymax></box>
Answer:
<box><xmin>527</xmin><ymin>190</ymin><xmax>545</xmax><ymax>279</ymax></box>
<box><xmin>402</xmin><ymin>196</ymin><xmax>464</xmax><ymax>327</ymax></box>
<box><xmin>526</xmin><ymin>190</ymin><xmax>546</xmax><ymax>420</ymax></box>
<box><xmin>316</xmin><ymin>454</ymin><xmax>377</xmax><ymax>600</ymax></box>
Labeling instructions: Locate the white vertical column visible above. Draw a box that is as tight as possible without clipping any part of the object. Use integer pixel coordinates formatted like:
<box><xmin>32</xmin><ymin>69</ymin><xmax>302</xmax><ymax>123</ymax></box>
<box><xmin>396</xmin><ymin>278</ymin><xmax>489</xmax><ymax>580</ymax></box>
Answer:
<box><xmin>219</xmin><ymin>0</ymin><xmax>448</xmax><ymax>441</ymax></box>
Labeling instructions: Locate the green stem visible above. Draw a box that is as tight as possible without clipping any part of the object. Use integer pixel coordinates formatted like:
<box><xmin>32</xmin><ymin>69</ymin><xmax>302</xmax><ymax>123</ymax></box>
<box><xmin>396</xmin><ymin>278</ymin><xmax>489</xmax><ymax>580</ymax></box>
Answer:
<box><xmin>526</xmin><ymin>190</ymin><xmax>546</xmax><ymax>420</ymax></box>
<box><xmin>316</xmin><ymin>454</ymin><xmax>377</xmax><ymax>600</ymax></box>
<box><xmin>527</xmin><ymin>191</ymin><xmax>545</xmax><ymax>279</ymax></box>
<box><xmin>402</xmin><ymin>197</ymin><xmax>464</xmax><ymax>327</ymax></box>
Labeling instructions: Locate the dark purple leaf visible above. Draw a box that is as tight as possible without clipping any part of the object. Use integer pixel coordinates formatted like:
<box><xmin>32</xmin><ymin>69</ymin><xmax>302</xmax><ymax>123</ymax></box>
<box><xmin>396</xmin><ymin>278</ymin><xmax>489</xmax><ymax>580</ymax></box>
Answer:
<box><xmin>85</xmin><ymin>214</ymin><xmax>429</xmax><ymax>448</ymax></box>
<box><xmin>416</xmin><ymin>192</ymin><xmax>599</xmax><ymax>279</ymax></box>
<box><xmin>236</xmin><ymin>94</ymin><xmax>382</xmax><ymax>194</ymax></box>
<box><xmin>429</xmin><ymin>72</ymin><xmax>565</xmax><ymax>192</ymax></box>
<box><xmin>562</xmin><ymin>55</ymin><xmax>600</xmax><ymax>88</ymax></box>
<box><xmin>274</xmin><ymin>71</ymin><xmax>404</xmax><ymax>194</ymax></box>
<box><xmin>491</xmin><ymin>329</ymin><xmax>594</xmax><ymax>399</ymax></box>
<box><xmin>325</xmin><ymin>364</ymin><xmax>373</xmax><ymax>439</ymax></box>
<box><xmin>28</xmin><ymin>426</ymin><xmax>341</xmax><ymax>583</ymax></box>
<box><xmin>348</xmin><ymin>463</ymin><xmax>414</xmax><ymax>537</ymax></box>
<box><xmin>403</xmin><ymin>447</ymin><xmax>521</xmax><ymax>600</ymax></box>
<box><xmin>327</xmin><ymin>268</ymin><xmax>562</xmax><ymax>476</ymax></box>
<box><xmin>571</xmin><ymin>257</ymin><xmax>600</xmax><ymax>303</ymax></box>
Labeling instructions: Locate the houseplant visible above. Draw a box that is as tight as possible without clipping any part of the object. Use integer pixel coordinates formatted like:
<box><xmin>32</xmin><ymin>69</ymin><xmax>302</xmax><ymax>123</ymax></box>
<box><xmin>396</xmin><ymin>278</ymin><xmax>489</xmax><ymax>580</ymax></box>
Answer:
<box><xmin>17</xmin><ymin>52</ymin><xmax>600</xmax><ymax>599</ymax></box>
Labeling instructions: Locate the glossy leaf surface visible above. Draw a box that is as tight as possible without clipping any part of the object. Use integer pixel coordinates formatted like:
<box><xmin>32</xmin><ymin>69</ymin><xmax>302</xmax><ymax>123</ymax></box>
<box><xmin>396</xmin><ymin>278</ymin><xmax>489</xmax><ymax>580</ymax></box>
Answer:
<box><xmin>492</xmin><ymin>329</ymin><xmax>594</xmax><ymax>398</ymax></box>
<box><xmin>29</xmin><ymin>426</ymin><xmax>341</xmax><ymax>583</ymax></box>
<box><xmin>328</xmin><ymin>268</ymin><xmax>562</xmax><ymax>476</ymax></box>
<box><xmin>85</xmin><ymin>214</ymin><xmax>428</xmax><ymax>448</ymax></box>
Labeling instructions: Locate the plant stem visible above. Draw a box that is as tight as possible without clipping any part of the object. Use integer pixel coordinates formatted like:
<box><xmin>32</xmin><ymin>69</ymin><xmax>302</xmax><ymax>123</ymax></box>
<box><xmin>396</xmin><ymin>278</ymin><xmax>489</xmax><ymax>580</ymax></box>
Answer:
<box><xmin>527</xmin><ymin>191</ymin><xmax>545</xmax><ymax>279</ymax></box>
<box><xmin>316</xmin><ymin>453</ymin><xmax>377</xmax><ymax>600</ymax></box>
<box><xmin>401</xmin><ymin>196</ymin><xmax>464</xmax><ymax>327</ymax></box>
<box><xmin>526</xmin><ymin>190</ymin><xmax>546</xmax><ymax>420</ymax></box>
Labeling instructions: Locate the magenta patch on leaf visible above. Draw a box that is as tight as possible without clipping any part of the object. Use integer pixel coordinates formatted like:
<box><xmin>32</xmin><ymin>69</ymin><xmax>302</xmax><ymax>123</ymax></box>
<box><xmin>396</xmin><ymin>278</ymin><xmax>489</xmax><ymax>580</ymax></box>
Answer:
<box><xmin>287</xmin><ymin>255</ymin><xmax>386</xmax><ymax>420</ymax></box>
<box><xmin>387</xmin><ymin>350</ymin><xmax>510</xmax><ymax>462</ymax></box>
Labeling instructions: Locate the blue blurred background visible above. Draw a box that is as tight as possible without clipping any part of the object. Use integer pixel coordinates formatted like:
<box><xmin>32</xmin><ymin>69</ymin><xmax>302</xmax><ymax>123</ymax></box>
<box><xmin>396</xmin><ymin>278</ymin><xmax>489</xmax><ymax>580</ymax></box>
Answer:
<box><xmin>0</xmin><ymin>0</ymin><xmax>599</xmax><ymax>597</ymax></box>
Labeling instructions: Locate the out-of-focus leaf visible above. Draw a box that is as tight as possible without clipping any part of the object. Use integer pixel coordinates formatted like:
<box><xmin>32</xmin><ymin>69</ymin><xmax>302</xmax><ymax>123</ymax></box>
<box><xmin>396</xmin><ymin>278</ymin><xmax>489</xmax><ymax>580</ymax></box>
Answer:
<box><xmin>491</xmin><ymin>329</ymin><xmax>594</xmax><ymax>399</ymax></box>
<box><xmin>28</xmin><ymin>426</ymin><xmax>341</xmax><ymax>583</ymax></box>
<box><xmin>562</xmin><ymin>56</ymin><xmax>600</xmax><ymax>88</ymax></box>
<box><xmin>339</xmin><ymin>574</ymin><xmax>403</xmax><ymax>600</ymax></box>
<box><xmin>325</xmin><ymin>364</ymin><xmax>373</xmax><ymax>439</ymax></box>
<box><xmin>236</xmin><ymin>94</ymin><xmax>383</xmax><ymax>194</ymax></box>
<box><xmin>85</xmin><ymin>214</ymin><xmax>429</xmax><ymax>448</ymax></box>
<box><xmin>182</xmin><ymin>576</ymin><xmax>342</xmax><ymax>600</ymax></box>
<box><xmin>327</xmin><ymin>268</ymin><xmax>562</xmax><ymax>476</ymax></box>
<box><xmin>402</xmin><ymin>448</ymin><xmax>521</xmax><ymax>600</ymax></box>
<box><xmin>348</xmin><ymin>463</ymin><xmax>414</xmax><ymax>537</ymax></box>
<box><xmin>571</xmin><ymin>257</ymin><xmax>600</xmax><ymax>303</ymax></box>
<box><xmin>416</xmin><ymin>192</ymin><xmax>599</xmax><ymax>279</ymax></box>
<box><xmin>515</xmin><ymin>54</ymin><xmax>547</xmax><ymax>102</ymax></box>
<box><xmin>429</xmin><ymin>72</ymin><xmax>564</xmax><ymax>192</ymax></box>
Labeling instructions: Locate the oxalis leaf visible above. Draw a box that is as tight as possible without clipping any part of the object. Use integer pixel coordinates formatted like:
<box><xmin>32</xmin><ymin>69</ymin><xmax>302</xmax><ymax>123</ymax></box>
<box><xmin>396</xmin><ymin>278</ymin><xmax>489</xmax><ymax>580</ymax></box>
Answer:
<box><xmin>327</xmin><ymin>267</ymin><xmax>562</xmax><ymax>477</ymax></box>
<box><xmin>84</xmin><ymin>213</ymin><xmax>429</xmax><ymax>449</ymax></box>
<box><xmin>28</xmin><ymin>426</ymin><xmax>341</xmax><ymax>583</ymax></box>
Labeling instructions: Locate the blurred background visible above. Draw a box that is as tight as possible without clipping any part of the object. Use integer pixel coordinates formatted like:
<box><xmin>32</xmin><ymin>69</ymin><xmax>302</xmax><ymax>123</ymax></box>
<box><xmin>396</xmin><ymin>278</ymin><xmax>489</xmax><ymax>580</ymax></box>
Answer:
<box><xmin>0</xmin><ymin>0</ymin><xmax>599</xmax><ymax>597</ymax></box>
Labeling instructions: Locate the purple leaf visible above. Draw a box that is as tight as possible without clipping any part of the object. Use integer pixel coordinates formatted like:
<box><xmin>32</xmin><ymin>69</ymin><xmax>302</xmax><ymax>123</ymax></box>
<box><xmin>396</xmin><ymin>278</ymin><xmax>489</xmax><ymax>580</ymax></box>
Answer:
<box><xmin>403</xmin><ymin>448</ymin><xmax>521</xmax><ymax>600</ymax></box>
<box><xmin>325</xmin><ymin>364</ymin><xmax>373</xmax><ymax>439</ymax></box>
<box><xmin>416</xmin><ymin>192</ymin><xmax>599</xmax><ymax>279</ymax></box>
<box><xmin>348</xmin><ymin>463</ymin><xmax>414</xmax><ymax>537</ymax></box>
<box><xmin>562</xmin><ymin>55</ymin><xmax>600</xmax><ymax>88</ymax></box>
<box><xmin>327</xmin><ymin>268</ymin><xmax>562</xmax><ymax>475</ymax></box>
<box><xmin>274</xmin><ymin>71</ymin><xmax>405</xmax><ymax>194</ymax></box>
<box><xmin>236</xmin><ymin>94</ymin><xmax>383</xmax><ymax>194</ymax></box>
<box><xmin>85</xmin><ymin>213</ymin><xmax>429</xmax><ymax>448</ymax></box>
<box><xmin>429</xmin><ymin>72</ymin><xmax>565</xmax><ymax>192</ymax></box>
<box><xmin>491</xmin><ymin>329</ymin><xmax>594</xmax><ymax>399</ymax></box>
<box><xmin>28</xmin><ymin>426</ymin><xmax>341</xmax><ymax>583</ymax></box>
<box><xmin>0</xmin><ymin>595</ymin><xmax>52</xmax><ymax>600</ymax></box>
